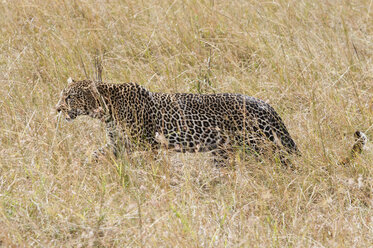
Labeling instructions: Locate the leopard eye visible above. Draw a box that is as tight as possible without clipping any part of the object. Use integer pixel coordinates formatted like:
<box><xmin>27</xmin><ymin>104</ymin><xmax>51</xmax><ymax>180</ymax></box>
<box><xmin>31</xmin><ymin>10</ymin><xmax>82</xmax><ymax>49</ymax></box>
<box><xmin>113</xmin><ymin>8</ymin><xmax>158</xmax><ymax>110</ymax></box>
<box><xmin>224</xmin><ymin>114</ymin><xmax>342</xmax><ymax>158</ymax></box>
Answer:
<box><xmin>66</xmin><ymin>95</ymin><xmax>75</xmax><ymax>105</ymax></box>
<box><xmin>66</xmin><ymin>92</ymin><xmax>78</xmax><ymax>100</ymax></box>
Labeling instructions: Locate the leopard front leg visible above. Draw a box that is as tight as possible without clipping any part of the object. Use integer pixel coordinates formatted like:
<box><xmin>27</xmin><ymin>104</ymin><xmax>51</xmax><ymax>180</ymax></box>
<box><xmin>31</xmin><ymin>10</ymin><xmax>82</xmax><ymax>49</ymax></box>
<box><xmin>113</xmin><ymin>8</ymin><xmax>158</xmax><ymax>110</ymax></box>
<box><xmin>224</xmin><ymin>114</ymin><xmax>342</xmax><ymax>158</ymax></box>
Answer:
<box><xmin>92</xmin><ymin>120</ymin><xmax>135</xmax><ymax>160</ymax></box>
<box><xmin>104</xmin><ymin>120</ymin><xmax>120</xmax><ymax>157</ymax></box>
<box><xmin>88</xmin><ymin>121</ymin><xmax>121</xmax><ymax>162</ymax></box>
<box><xmin>90</xmin><ymin>143</ymin><xmax>114</xmax><ymax>161</ymax></box>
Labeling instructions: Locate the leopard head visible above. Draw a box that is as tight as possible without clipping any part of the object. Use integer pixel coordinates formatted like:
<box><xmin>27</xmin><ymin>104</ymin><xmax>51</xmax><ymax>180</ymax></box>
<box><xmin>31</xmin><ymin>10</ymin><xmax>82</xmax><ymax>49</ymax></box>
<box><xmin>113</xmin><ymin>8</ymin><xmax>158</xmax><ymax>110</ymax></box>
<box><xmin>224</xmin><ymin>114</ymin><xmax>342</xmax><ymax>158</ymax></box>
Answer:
<box><xmin>56</xmin><ymin>78</ymin><xmax>104</xmax><ymax>121</ymax></box>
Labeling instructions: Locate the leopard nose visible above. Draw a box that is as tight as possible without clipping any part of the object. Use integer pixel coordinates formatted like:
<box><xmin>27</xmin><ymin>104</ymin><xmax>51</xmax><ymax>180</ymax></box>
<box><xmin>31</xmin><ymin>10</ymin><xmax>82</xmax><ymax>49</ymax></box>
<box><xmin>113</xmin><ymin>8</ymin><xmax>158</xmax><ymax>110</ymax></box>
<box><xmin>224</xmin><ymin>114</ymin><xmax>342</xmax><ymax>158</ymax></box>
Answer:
<box><xmin>56</xmin><ymin>106</ymin><xmax>62</xmax><ymax>113</ymax></box>
<box><xmin>56</xmin><ymin>100</ymin><xmax>64</xmax><ymax>113</ymax></box>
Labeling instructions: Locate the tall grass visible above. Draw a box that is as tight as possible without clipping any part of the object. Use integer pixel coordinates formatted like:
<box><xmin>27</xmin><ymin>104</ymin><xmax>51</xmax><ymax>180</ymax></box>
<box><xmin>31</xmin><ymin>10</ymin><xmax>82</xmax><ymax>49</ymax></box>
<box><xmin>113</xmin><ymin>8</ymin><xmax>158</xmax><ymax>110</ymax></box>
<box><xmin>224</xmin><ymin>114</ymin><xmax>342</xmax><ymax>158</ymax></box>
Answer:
<box><xmin>0</xmin><ymin>0</ymin><xmax>372</xmax><ymax>247</ymax></box>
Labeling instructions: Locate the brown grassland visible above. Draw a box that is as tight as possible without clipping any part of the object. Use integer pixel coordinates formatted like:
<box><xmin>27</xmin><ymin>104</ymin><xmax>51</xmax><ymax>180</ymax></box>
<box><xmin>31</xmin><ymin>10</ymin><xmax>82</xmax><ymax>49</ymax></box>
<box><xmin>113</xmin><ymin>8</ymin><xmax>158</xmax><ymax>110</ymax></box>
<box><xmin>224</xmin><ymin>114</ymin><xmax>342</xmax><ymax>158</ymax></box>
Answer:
<box><xmin>1</xmin><ymin>0</ymin><xmax>373</xmax><ymax>247</ymax></box>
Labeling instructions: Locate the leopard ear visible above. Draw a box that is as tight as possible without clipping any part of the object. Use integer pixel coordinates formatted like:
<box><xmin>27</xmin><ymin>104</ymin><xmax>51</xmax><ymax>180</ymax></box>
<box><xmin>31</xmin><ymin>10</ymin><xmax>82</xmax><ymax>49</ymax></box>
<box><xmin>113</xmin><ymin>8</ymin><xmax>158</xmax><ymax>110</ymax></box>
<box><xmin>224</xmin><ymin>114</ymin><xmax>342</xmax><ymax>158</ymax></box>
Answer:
<box><xmin>67</xmin><ymin>77</ymin><xmax>75</xmax><ymax>85</ymax></box>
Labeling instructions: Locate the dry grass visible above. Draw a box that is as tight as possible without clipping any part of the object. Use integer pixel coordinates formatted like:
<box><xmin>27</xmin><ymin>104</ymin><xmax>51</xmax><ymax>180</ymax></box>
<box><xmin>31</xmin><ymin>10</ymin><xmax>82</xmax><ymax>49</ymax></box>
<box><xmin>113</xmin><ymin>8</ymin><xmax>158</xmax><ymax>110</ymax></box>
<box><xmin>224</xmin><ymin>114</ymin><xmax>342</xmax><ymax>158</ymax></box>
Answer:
<box><xmin>1</xmin><ymin>0</ymin><xmax>373</xmax><ymax>247</ymax></box>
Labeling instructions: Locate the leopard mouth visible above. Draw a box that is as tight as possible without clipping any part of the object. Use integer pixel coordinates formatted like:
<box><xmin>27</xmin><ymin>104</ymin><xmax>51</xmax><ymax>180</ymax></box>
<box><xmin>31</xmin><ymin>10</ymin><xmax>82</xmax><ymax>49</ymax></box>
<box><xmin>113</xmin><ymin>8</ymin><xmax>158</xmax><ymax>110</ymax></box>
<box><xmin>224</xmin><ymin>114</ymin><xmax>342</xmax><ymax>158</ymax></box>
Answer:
<box><xmin>66</xmin><ymin>110</ymin><xmax>77</xmax><ymax>121</ymax></box>
<box><xmin>57</xmin><ymin>109</ymin><xmax>76</xmax><ymax>122</ymax></box>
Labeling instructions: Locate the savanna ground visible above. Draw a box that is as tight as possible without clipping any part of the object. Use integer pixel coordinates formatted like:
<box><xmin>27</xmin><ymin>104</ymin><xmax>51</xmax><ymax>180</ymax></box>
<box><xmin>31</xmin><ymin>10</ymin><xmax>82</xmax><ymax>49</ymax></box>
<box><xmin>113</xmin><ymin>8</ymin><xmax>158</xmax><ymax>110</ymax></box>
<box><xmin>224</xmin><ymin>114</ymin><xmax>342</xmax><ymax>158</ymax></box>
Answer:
<box><xmin>0</xmin><ymin>0</ymin><xmax>373</xmax><ymax>247</ymax></box>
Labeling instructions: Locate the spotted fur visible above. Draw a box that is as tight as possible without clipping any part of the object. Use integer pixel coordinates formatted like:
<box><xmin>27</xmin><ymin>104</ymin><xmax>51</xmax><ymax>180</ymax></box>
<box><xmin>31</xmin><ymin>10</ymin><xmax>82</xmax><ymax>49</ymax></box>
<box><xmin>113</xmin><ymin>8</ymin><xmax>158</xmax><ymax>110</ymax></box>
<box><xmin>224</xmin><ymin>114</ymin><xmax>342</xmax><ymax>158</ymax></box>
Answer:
<box><xmin>56</xmin><ymin>79</ymin><xmax>301</xmax><ymax>164</ymax></box>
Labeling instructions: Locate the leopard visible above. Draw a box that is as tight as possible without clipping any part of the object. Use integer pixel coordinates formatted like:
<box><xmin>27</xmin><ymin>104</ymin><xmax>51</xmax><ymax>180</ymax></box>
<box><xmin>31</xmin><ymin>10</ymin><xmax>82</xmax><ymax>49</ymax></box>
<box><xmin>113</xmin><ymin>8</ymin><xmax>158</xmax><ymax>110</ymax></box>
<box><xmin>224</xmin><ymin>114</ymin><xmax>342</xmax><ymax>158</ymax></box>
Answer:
<box><xmin>56</xmin><ymin>78</ymin><xmax>366</xmax><ymax>165</ymax></box>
